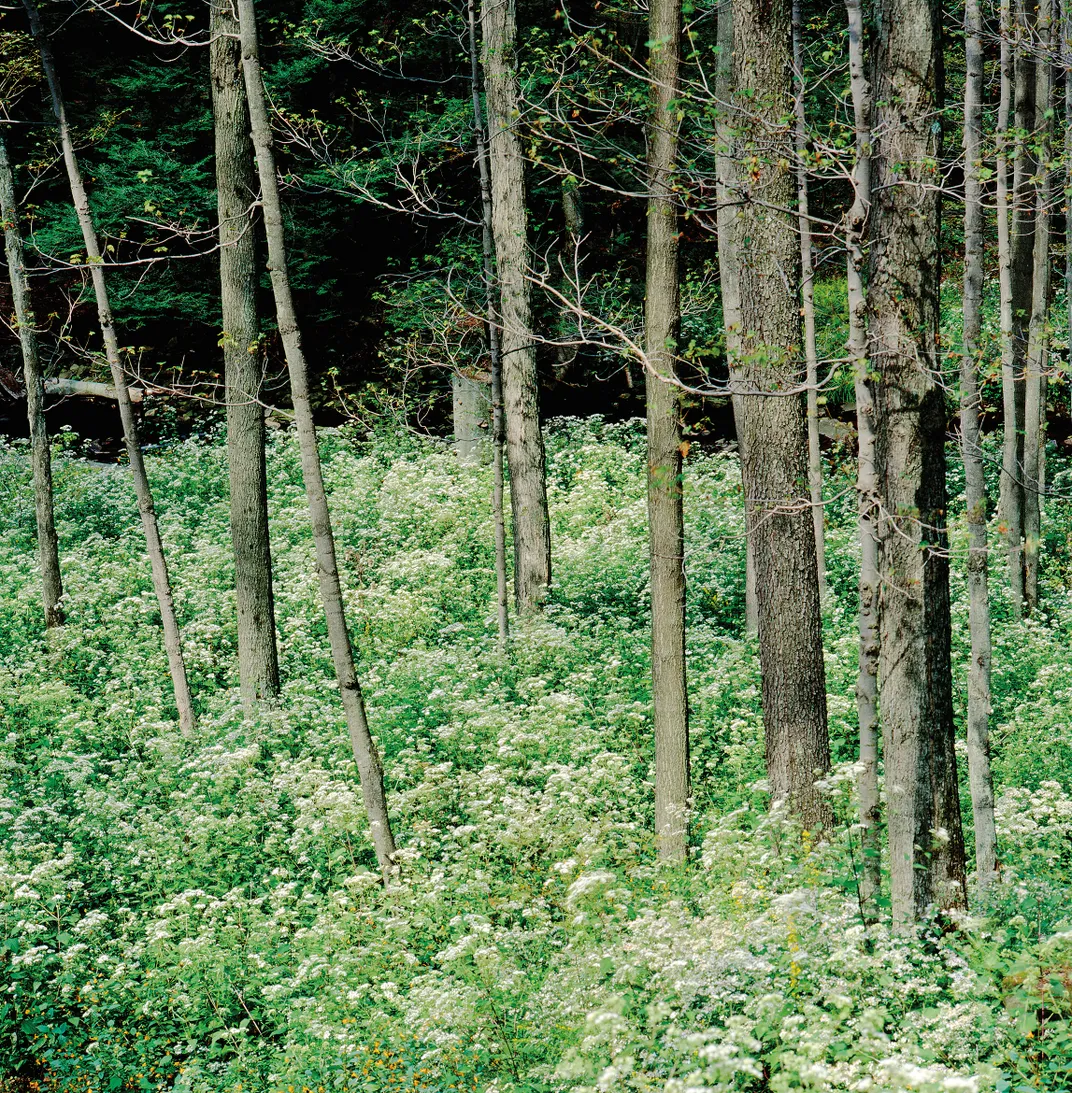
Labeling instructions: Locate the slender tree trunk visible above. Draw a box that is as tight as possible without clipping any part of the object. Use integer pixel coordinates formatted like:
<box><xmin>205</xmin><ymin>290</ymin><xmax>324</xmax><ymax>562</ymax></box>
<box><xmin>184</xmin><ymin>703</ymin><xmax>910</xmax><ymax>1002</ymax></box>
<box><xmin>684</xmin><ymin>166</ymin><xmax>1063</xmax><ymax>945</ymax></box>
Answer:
<box><xmin>961</xmin><ymin>0</ymin><xmax>998</xmax><ymax>895</ymax></box>
<box><xmin>714</xmin><ymin>0</ymin><xmax>758</xmax><ymax>639</ymax></box>
<box><xmin>481</xmin><ymin>0</ymin><xmax>551</xmax><ymax>612</ymax></box>
<box><xmin>1023</xmin><ymin>0</ymin><xmax>1053</xmax><ymax>616</ymax></box>
<box><xmin>1001</xmin><ymin>0</ymin><xmax>1037</xmax><ymax>610</ymax></box>
<box><xmin>792</xmin><ymin>0</ymin><xmax>827</xmax><ymax>601</ymax></box>
<box><xmin>0</xmin><ymin>135</ymin><xmax>63</xmax><ymax>629</ymax></box>
<box><xmin>725</xmin><ymin>0</ymin><xmax>832</xmax><ymax>833</ymax></box>
<box><xmin>869</xmin><ymin>0</ymin><xmax>967</xmax><ymax>921</ymax></box>
<box><xmin>210</xmin><ymin>0</ymin><xmax>280</xmax><ymax>708</ymax></box>
<box><xmin>555</xmin><ymin>178</ymin><xmax>584</xmax><ymax>378</ymax></box>
<box><xmin>237</xmin><ymin>0</ymin><xmax>397</xmax><ymax>879</ymax></box>
<box><xmin>645</xmin><ymin>0</ymin><xmax>689</xmax><ymax>862</ymax></box>
<box><xmin>1065</xmin><ymin>0</ymin><xmax>1072</xmax><ymax>450</ymax></box>
<box><xmin>25</xmin><ymin>0</ymin><xmax>196</xmax><ymax>734</ymax></box>
<box><xmin>468</xmin><ymin>0</ymin><xmax>510</xmax><ymax>649</ymax></box>
<box><xmin>997</xmin><ymin>0</ymin><xmax>1021</xmax><ymax>615</ymax></box>
<box><xmin>844</xmin><ymin>0</ymin><xmax>880</xmax><ymax>912</ymax></box>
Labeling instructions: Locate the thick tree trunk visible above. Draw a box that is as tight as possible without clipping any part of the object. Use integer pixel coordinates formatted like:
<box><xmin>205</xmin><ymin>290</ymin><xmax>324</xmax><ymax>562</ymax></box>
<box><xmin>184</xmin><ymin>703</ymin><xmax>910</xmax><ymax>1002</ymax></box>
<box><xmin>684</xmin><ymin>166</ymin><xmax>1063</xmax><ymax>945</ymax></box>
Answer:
<box><xmin>961</xmin><ymin>0</ymin><xmax>998</xmax><ymax>894</ymax></box>
<box><xmin>468</xmin><ymin>0</ymin><xmax>510</xmax><ymax>649</ymax></box>
<box><xmin>26</xmin><ymin>0</ymin><xmax>196</xmax><ymax>734</ymax></box>
<box><xmin>0</xmin><ymin>135</ymin><xmax>63</xmax><ymax>630</ymax></box>
<box><xmin>844</xmin><ymin>0</ymin><xmax>880</xmax><ymax>911</ymax></box>
<box><xmin>725</xmin><ymin>0</ymin><xmax>832</xmax><ymax>833</ymax></box>
<box><xmin>714</xmin><ymin>0</ymin><xmax>758</xmax><ymax>639</ymax></box>
<box><xmin>210</xmin><ymin>0</ymin><xmax>280</xmax><ymax>708</ymax></box>
<box><xmin>481</xmin><ymin>0</ymin><xmax>551</xmax><ymax>612</ymax></box>
<box><xmin>792</xmin><ymin>0</ymin><xmax>827</xmax><ymax>601</ymax></box>
<box><xmin>1023</xmin><ymin>0</ymin><xmax>1052</xmax><ymax>616</ymax></box>
<box><xmin>237</xmin><ymin>0</ymin><xmax>397</xmax><ymax>879</ymax></box>
<box><xmin>868</xmin><ymin>0</ymin><xmax>967</xmax><ymax>921</ymax></box>
<box><xmin>645</xmin><ymin>0</ymin><xmax>689</xmax><ymax>862</ymax></box>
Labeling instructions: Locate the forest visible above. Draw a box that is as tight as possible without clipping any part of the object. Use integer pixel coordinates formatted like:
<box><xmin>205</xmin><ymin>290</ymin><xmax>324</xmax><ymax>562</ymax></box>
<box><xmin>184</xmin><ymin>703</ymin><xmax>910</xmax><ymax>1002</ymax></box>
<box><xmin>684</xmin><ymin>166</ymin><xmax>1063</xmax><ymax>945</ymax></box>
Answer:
<box><xmin>0</xmin><ymin>0</ymin><xmax>1071</xmax><ymax>1086</ymax></box>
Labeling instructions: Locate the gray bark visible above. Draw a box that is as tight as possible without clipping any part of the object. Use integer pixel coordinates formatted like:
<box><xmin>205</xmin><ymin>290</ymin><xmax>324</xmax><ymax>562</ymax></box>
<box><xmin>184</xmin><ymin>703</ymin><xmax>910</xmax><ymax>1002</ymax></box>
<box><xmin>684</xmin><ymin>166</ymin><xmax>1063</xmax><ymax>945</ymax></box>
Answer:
<box><xmin>1001</xmin><ymin>0</ymin><xmax>1037</xmax><ymax>612</ymax></box>
<box><xmin>996</xmin><ymin>0</ymin><xmax>1020</xmax><ymax>615</ymax></box>
<box><xmin>44</xmin><ymin>377</ymin><xmax>143</xmax><ymax>401</ymax></box>
<box><xmin>713</xmin><ymin>0</ymin><xmax>758</xmax><ymax>639</ymax></box>
<box><xmin>645</xmin><ymin>0</ymin><xmax>689</xmax><ymax>862</ymax></box>
<box><xmin>792</xmin><ymin>0</ymin><xmax>827</xmax><ymax>602</ymax></box>
<box><xmin>868</xmin><ymin>0</ymin><xmax>967</xmax><ymax>921</ymax></box>
<box><xmin>961</xmin><ymin>0</ymin><xmax>998</xmax><ymax>894</ymax></box>
<box><xmin>1023</xmin><ymin>0</ymin><xmax>1052</xmax><ymax>617</ymax></box>
<box><xmin>26</xmin><ymin>0</ymin><xmax>196</xmax><ymax>734</ymax></box>
<box><xmin>468</xmin><ymin>0</ymin><xmax>510</xmax><ymax>649</ymax></box>
<box><xmin>0</xmin><ymin>135</ymin><xmax>63</xmax><ymax>629</ymax></box>
<box><xmin>555</xmin><ymin>179</ymin><xmax>583</xmax><ymax>378</ymax></box>
<box><xmin>725</xmin><ymin>0</ymin><xmax>832</xmax><ymax>833</ymax></box>
<box><xmin>210</xmin><ymin>0</ymin><xmax>280</xmax><ymax>708</ymax></box>
<box><xmin>481</xmin><ymin>0</ymin><xmax>551</xmax><ymax>612</ymax></box>
<box><xmin>844</xmin><ymin>0</ymin><xmax>881</xmax><ymax>911</ymax></box>
<box><xmin>451</xmin><ymin>373</ymin><xmax>490</xmax><ymax>464</ymax></box>
<box><xmin>237</xmin><ymin>0</ymin><xmax>397</xmax><ymax>879</ymax></box>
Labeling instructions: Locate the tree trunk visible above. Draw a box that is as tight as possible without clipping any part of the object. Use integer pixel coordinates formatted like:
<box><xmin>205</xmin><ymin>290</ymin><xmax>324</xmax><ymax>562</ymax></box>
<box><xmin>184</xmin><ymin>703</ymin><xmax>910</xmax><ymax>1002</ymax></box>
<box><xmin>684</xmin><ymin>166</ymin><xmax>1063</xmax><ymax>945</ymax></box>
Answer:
<box><xmin>792</xmin><ymin>0</ymin><xmax>827</xmax><ymax>602</ymax></box>
<box><xmin>645</xmin><ymin>0</ymin><xmax>689</xmax><ymax>863</ymax></box>
<box><xmin>725</xmin><ymin>0</ymin><xmax>832</xmax><ymax>834</ymax></box>
<box><xmin>481</xmin><ymin>0</ymin><xmax>551</xmax><ymax>612</ymax></box>
<box><xmin>1023</xmin><ymin>0</ymin><xmax>1052</xmax><ymax>616</ymax></box>
<box><xmin>1066</xmin><ymin>0</ymin><xmax>1072</xmax><ymax>493</ymax></box>
<box><xmin>714</xmin><ymin>0</ymin><xmax>758</xmax><ymax>639</ymax></box>
<box><xmin>555</xmin><ymin>178</ymin><xmax>584</xmax><ymax>379</ymax></box>
<box><xmin>210</xmin><ymin>0</ymin><xmax>280</xmax><ymax>708</ymax></box>
<box><xmin>961</xmin><ymin>0</ymin><xmax>998</xmax><ymax>895</ymax></box>
<box><xmin>1001</xmin><ymin>0</ymin><xmax>1037</xmax><ymax>612</ymax></box>
<box><xmin>25</xmin><ymin>0</ymin><xmax>196</xmax><ymax>734</ymax></box>
<box><xmin>996</xmin><ymin>0</ymin><xmax>1021</xmax><ymax>616</ymax></box>
<box><xmin>451</xmin><ymin>373</ymin><xmax>489</xmax><ymax>464</ymax></box>
<box><xmin>0</xmin><ymin>135</ymin><xmax>63</xmax><ymax>630</ymax></box>
<box><xmin>844</xmin><ymin>0</ymin><xmax>881</xmax><ymax>912</ymax></box>
<box><xmin>468</xmin><ymin>0</ymin><xmax>510</xmax><ymax>650</ymax></box>
<box><xmin>237</xmin><ymin>0</ymin><xmax>397</xmax><ymax>879</ymax></box>
<box><xmin>868</xmin><ymin>0</ymin><xmax>967</xmax><ymax>921</ymax></box>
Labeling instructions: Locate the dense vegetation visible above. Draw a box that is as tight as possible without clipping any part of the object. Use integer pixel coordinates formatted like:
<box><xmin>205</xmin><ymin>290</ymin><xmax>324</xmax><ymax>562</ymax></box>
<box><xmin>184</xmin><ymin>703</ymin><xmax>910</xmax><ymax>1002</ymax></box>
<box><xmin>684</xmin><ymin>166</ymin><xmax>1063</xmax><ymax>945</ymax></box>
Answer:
<box><xmin>0</xmin><ymin>420</ymin><xmax>1070</xmax><ymax>1092</ymax></box>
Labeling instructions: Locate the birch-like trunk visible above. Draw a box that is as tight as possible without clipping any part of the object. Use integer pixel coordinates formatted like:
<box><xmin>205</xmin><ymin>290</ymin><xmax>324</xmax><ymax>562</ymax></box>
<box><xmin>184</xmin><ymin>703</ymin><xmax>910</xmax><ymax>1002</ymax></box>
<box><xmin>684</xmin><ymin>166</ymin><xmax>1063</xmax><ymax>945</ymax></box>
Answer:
<box><xmin>0</xmin><ymin>135</ymin><xmax>63</xmax><ymax>629</ymax></box>
<box><xmin>451</xmin><ymin>373</ymin><xmax>489</xmax><ymax>465</ymax></box>
<box><xmin>237</xmin><ymin>0</ymin><xmax>397</xmax><ymax>879</ymax></box>
<box><xmin>844</xmin><ymin>0</ymin><xmax>880</xmax><ymax>911</ymax></box>
<box><xmin>869</xmin><ymin>0</ymin><xmax>967</xmax><ymax>921</ymax></box>
<box><xmin>726</xmin><ymin>0</ymin><xmax>832</xmax><ymax>834</ymax></box>
<box><xmin>961</xmin><ymin>0</ymin><xmax>998</xmax><ymax>894</ymax></box>
<box><xmin>645</xmin><ymin>0</ymin><xmax>689</xmax><ymax>862</ymax></box>
<box><xmin>792</xmin><ymin>0</ymin><xmax>827</xmax><ymax>601</ymax></box>
<box><xmin>210</xmin><ymin>0</ymin><xmax>280</xmax><ymax>707</ymax></box>
<box><xmin>26</xmin><ymin>0</ymin><xmax>195</xmax><ymax>734</ymax></box>
<box><xmin>481</xmin><ymin>0</ymin><xmax>551</xmax><ymax>612</ymax></box>
<box><xmin>1023</xmin><ymin>0</ymin><xmax>1052</xmax><ymax>616</ymax></box>
<box><xmin>468</xmin><ymin>0</ymin><xmax>510</xmax><ymax>649</ymax></box>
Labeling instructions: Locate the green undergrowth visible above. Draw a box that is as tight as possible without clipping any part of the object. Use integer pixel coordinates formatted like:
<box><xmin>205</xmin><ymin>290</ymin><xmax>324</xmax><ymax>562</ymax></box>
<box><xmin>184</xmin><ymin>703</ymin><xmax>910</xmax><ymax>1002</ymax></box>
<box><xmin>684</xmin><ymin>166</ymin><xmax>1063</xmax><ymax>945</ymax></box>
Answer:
<box><xmin>0</xmin><ymin>418</ymin><xmax>1071</xmax><ymax>1092</ymax></box>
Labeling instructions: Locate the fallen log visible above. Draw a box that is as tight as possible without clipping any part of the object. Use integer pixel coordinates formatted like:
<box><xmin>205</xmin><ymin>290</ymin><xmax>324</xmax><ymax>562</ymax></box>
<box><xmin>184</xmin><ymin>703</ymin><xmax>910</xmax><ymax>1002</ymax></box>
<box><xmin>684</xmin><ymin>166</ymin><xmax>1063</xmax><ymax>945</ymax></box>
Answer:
<box><xmin>44</xmin><ymin>377</ymin><xmax>144</xmax><ymax>403</ymax></box>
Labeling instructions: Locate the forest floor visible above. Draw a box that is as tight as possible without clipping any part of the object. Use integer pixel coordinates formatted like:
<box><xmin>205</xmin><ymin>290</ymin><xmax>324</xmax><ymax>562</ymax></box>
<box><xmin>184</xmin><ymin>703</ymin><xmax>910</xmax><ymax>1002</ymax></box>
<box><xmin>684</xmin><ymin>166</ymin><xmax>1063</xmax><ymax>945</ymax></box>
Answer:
<box><xmin>1</xmin><ymin>417</ymin><xmax>1071</xmax><ymax>1092</ymax></box>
